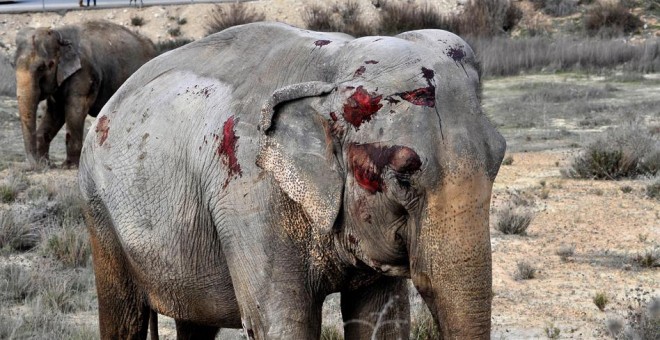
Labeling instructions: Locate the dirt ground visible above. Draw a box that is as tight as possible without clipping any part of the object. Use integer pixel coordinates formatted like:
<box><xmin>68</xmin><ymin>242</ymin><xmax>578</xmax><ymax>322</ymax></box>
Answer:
<box><xmin>1</xmin><ymin>1</ymin><xmax>659</xmax><ymax>339</ymax></box>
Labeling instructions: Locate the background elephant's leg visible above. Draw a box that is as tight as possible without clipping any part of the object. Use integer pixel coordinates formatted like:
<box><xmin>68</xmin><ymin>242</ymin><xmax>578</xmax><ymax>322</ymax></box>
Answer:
<box><xmin>85</xmin><ymin>204</ymin><xmax>151</xmax><ymax>340</ymax></box>
<box><xmin>63</xmin><ymin>95</ymin><xmax>93</xmax><ymax>167</ymax></box>
<box><xmin>341</xmin><ymin>277</ymin><xmax>410</xmax><ymax>340</ymax></box>
<box><xmin>36</xmin><ymin>100</ymin><xmax>65</xmax><ymax>164</ymax></box>
<box><xmin>174</xmin><ymin>319</ymin><xmax>220</xmax><ymax>340</ymax></box>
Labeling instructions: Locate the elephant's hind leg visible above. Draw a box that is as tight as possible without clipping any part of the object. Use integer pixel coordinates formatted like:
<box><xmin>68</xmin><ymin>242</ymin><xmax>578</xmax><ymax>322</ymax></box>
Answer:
<box><xmin>84</xmin><ymin>201</ymin><xmax>151</xmax><ymax>340</ymax></box>
<box><xmin>174</xmin><ymin>319</ymin><xmax>220</xmax><ymax>340</ymax></box>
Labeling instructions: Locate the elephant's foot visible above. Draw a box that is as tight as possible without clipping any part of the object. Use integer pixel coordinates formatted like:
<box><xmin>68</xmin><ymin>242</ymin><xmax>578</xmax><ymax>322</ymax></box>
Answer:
<box><xmin>61</xmin><ymin>159</ymin><xmax>79</xmax><ymax>169</ymax></box>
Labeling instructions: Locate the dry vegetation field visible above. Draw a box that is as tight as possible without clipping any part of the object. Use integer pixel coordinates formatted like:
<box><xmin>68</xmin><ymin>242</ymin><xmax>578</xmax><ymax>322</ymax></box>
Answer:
<box><xmin>1</xmin><ymin>1</ymin><xmax>659</xmax><ymax>339</ymax></box>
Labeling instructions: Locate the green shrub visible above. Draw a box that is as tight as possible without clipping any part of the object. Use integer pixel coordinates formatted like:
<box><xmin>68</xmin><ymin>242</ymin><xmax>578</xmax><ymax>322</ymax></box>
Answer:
<box><xmin>594</xmin><ymin>292</ymin><xmax>609</xmax><ymax>311</ymax></box>
<box><xmin>564</xmin><ymin>121</ymin><xmax>659</xmax><ymax>180</ymax></box>
<box><xmin>584</xmin><ymin>1</ymin><xmax>642</xmax><ymax>37</ymax></box>
<box><xmin>502</xmin><ymin>155</ymin><xmax>514</xmax><ymax>165</ymax></box>
<box><xmin>206</xmin><ymin>3</ymin><xmax>265</xmax><ymax>35</ymax></box>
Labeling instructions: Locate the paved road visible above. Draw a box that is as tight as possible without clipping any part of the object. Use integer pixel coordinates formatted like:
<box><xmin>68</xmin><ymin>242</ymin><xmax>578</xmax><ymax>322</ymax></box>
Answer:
<box><xmin>0</xmin><ymin>0</ymin><xmax>233</xmax><ymax>13</ymax></box>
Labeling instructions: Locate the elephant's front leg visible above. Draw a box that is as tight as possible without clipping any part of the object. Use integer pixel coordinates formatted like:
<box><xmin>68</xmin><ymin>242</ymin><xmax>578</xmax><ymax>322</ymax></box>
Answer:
<box><xmin>63</xmin><ymin>93</ymin><xmax>95</xmax><ymax>168</ymax></box>
<box><xmin>36</xmin><ymin>98</ymin><xmax>65</xmax><ymax>166</ymax></box>
<box><xmin>341</xmin><ymin>276</ymin><xmax>410</xmax><ymax>340</ymax></box>
<box><xmin>227</xmin><ymin>254</ymin><xmax>324</xmax><ymax>339</ymax></box>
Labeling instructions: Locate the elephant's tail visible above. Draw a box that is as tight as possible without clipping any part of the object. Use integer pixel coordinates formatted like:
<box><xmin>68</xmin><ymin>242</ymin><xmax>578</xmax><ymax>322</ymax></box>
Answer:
<box><xmin>149</xmin><ymin>309</ymin><xmax>159</xmax><ymax>340</ymax></box>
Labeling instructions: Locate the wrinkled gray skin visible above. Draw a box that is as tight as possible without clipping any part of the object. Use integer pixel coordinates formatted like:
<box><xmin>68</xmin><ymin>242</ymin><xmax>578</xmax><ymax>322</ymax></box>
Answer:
<box><xmin>15</xmin><ymin>20</ymin><xmax>156</xmax><ymax>168</ymax></box>
<box><xmin>78</xmin><ymin>22</ymin><xmax>505</xmax><ymax>339</ymax></box>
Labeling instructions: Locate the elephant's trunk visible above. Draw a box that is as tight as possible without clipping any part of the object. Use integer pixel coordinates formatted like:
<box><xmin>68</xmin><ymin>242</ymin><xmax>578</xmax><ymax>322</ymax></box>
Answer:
<box><xmin>16</xmin><ymin>69</ymin><xmax>40</xmax><ymax>166</ymax></box>
<box><xmin>410</xmin><ymin>173</ymin><xmax>493</xmax><ymax>339</ymax></box>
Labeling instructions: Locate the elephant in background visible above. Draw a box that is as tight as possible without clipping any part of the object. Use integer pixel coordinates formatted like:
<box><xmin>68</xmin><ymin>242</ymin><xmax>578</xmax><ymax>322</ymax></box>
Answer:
<box><xmin>14</xmin><ymin>20</ymin><xmax>156</xmax><ymax>168</ymax></box>
<box><xmin>79</xmin><ymin>22</ymin><xmax>505</xmax><ymax>339</ymax></box>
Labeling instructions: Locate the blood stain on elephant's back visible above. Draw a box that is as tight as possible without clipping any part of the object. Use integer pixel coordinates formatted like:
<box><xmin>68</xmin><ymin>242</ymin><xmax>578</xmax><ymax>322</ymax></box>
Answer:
<box><xmin>217</xmin><ymin>115</ymin><xmax>242</xmax><ymax>189</ymax></box>
<box><xmin>95</xmin><ymin>116</ymin><xmax>110</xmax><ymax>146</ymax></box>
<box><xmin>314</xmin><ymin>40</ymin><xmax>331</xmax><ymax>47</ymax></box>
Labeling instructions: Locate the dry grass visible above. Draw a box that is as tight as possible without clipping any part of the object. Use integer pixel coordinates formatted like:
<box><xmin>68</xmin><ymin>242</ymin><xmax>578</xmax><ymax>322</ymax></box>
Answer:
<box><xmin>0</xmin><ymin>210</ymin><xmax>39</xmax><ymax>252</ymax></box>
<box><xmin>470</xmin><ymin>37</ymin><xmax>660</xmax><ymax>77</ymax></box>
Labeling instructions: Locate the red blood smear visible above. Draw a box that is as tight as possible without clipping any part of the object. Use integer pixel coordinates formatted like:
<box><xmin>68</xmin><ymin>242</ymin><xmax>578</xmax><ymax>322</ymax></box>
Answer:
<box><xmin>365</xmin><ymin>60</ymin><xmax>379</xmax><ymax>64</ymax></box>
<box><xmin>96</xmin><ymin>116</ymin><xmax>109</xmax><ymax>146</ymax></box>
<box><xmin>395</xmin><ymin>86</ymin><xmax>435</xmax><ymax>107</ymax></box>
<box><xmin>218</xmin><ymin>116</ymin><xmax>242</xmax><ymax>188</ymax></box>
<box><xmin>314</xmin><ymin>40</ymin><xmax>331</xmax><ymax>47</ymax></box>
<box><xmin>349</xmin><ymin>143</ymin><xmax>421</xmax><ymax>193</ymax></box>
<box><xmin>342</xmin><ymin>86</ymin><xmax>383</xmax><ymax>129</ymax></box>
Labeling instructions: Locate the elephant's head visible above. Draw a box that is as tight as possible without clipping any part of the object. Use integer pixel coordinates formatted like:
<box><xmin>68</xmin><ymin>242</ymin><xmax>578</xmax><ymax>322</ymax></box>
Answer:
<box><xmin>257</xmin><ymin>30</ymin><xmax>505</xmax><ymax>338</ymax></box>
<box><xmin>14</xmin><ymin>26</ymin><xmax>81</xmax><ymax>166</ymax></box>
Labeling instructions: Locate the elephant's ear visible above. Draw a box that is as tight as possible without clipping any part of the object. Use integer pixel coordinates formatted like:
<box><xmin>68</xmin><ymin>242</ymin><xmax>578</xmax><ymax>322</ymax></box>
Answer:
<box><xmin>256</xmin><ymin>82</ymin><xmax>343</xmax><ymax>234</ymax></box>
<box><xmin>55</xmin><ymin>30</ymin><xmax>81</xmax><ymax>86</ymax></box>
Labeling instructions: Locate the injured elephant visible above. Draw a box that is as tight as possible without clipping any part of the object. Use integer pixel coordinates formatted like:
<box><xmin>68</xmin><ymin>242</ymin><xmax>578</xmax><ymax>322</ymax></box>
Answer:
<box><xmin>78</xmin><ymin>22</ymin><xmax>506</xmax><ymax>339</ymax></box>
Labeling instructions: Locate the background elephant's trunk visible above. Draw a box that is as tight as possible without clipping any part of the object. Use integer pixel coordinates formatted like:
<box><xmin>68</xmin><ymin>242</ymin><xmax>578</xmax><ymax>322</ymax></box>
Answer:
<box><xmin>16</xmin><ymin>69</ymin><xmax>41</xmax><ymax>166</ymax></box>
<box><xmin>410</xmin><ymin>173</ymin><xmax>493</xmax><ymax>339</ymax></box>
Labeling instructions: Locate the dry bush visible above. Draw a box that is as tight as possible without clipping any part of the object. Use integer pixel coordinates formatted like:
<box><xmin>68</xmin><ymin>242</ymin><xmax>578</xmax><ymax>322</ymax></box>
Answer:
<box><xmin>556</xmin><ymin>244</ymin><xmax>575</xmax><ymax>261</ymax></box>
<box><xmin>378</xmin><ymin>1</ymin><xmax>454</xmax><ymax>36</ymax></box>
<box><xmin>0</xmin><ymin>168</ymin><xmax>29</xmax><ymax>203</ymax></box>
<box><xmin>531</xmin><ymin>0</ymin><xmax>579</xmax><ymax>17</ymax></box>
<box><xmin>130</xmin><ymin>15</ymin><xmax>144</xmax><ymax>27</ymax></box>
<box><xmin>632</xmin><ymin>248</ymin><xmax>659</xmax><ymax>268</ymax></box>
<box><xmin>495</xmin><ymin>203</ymin><xmax>534</xmax><ymax>235</ymax></box>
<box><xmin>584</xmin><ymin>1</ymin><xmax>642</xmax><ymax>37</ymax></box>
<box><xmin>514</xmin><ymin>261</ymin><xmax>536</xmax><ymax>280</ymax></box>
<box><xmin>564</xmin><ymin>120</ymin><xmax>659</xmax><ymax>180</ymax></box>
<box><xmin>459</xmin><ymin>0</ymin><xmax>522</xmax><ymax>36</ymax></box>
<box><xmin>155</xmin><ymin>38</ymin><xmax>194</xmax><ymax>55</ymax></box>
<box><xmin>206</xmin><ymin>3</ymin><xmax>265</xmax><ymax>36</ymax></box>
<box><xmin>647</xmin><ymin>178</ymin><xmax>660</xmax><ymax>200</ymax></box>
<box><xmin>303</xmin><ymin>1</ymin><xmax>374</xmax><ymax>37</ymax></box>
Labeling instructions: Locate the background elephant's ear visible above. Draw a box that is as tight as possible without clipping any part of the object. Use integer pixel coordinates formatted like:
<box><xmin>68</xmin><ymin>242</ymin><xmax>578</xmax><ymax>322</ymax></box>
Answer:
<box><xmin>55</xmin><ymin>32</ymin><xmax>81</xmax><ymax>86</ymax></box>
<box><xmin>257</xmin><ymin>84</ymin><xmax>343</xmax><ymax>234</ymax></box>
